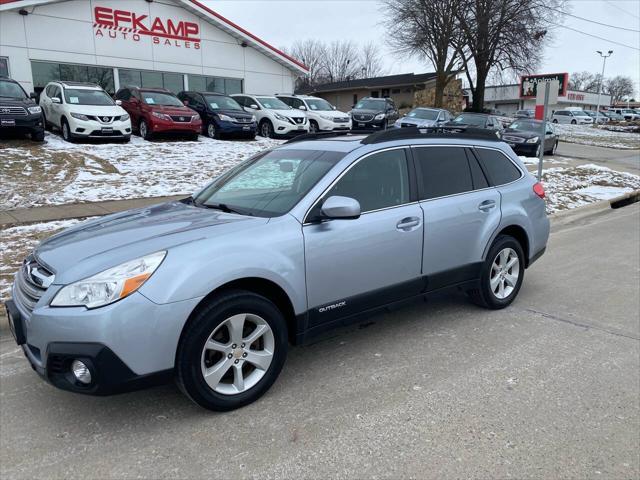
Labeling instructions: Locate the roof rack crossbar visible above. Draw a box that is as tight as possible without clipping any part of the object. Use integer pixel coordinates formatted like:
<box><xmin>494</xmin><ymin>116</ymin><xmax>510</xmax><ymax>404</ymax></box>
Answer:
<box><xmin>360</xmin><ymin>126</ymin><xmax>501</xmax><ymax>145</ymax></box>
<box><xmin>284</xmin><ymin>130</ymin><xmax>370</xmax><ymax>144</ymax></box>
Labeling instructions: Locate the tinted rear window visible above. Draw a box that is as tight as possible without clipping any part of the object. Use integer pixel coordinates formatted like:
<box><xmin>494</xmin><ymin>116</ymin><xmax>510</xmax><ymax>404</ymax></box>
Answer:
<box><xmin>414</xmin><ymin>147</ymin><xmax>473</xmax><ymax>199</ymax></box>
<box><xmin>474</xmin><ymin>148</ymin><xmax>522</xmax><ymax>186</ymax></box>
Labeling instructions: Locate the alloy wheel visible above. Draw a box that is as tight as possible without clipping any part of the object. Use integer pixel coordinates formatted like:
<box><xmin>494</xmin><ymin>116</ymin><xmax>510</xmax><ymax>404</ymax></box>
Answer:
<box><xmin>62</xmin><ymin>122</ymin><xmax>70</xmax><ymax>141</ymax></box>
<box><xmin>261</xmin><ymin>122</ymin><xmax>272</xmax><ymax>138</ymax></box>
<box><xmin>309</xmin><ymin>121</ymin><xmax>318</xmax><ymax>133</ymax></box>
<box><xmin>490</xmin><ymin>248</ymin><xmax>520</xmax><ymax>300</ymax></box>
<box><xmin>207</xmin><ymin>123</ymin><xmax>216</xmax><ymax>138</ymax></box>
<box><xmin>200</xmin><ymin>313</ymin><xmax>275</xmax><ymax>395</ymax></box>
<box><xmin>140</xmin><ymin>121</ymin><xmax>148</xmax><ymax>139</ymax></box>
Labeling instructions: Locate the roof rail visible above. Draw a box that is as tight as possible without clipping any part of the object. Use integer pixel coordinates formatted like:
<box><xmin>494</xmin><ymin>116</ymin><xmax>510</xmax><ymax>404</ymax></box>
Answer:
<box><xmin>284</xmin><ymin>130</ymin><xmax>370</xmax><ymax>144</ymax></box>
<box><xmin>360</xmin><ymin>126</ymin><xmax>501</xmax><ymax>145</ymax></box>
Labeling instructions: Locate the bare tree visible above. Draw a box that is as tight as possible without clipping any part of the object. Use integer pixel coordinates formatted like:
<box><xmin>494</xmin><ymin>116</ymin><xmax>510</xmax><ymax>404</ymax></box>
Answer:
<box><xmin>286</xmin><ymin>39</ymin><xmax>327</xmax><ymax>87</ymax></box>
<box><xmin>357</xmin><ymin>42</ymin><xmax>387</xmax><ymax>79</ymax></box>
<box><xmin>605</xmin><ymin>76</ymin><xmax>635</xmax><ymax>104</ymax></box>
<box><xmin>568</xmin><ymin>71</ymin><xmax>594</xmax><ymax>91</ymax></box>
<box><xmin>456</xmin><ymin>0</ymin><xmax>564</xmax><ymax>111</ymax></box>
<box><xmin>321</xmin><ymin>40</ymin><xmax>360</xmax><ymax>82</ymax></box>
<box><xmin>383</xmin><ymin>0</ymin><xmax>465</xmax><ymax>107</ymax></box>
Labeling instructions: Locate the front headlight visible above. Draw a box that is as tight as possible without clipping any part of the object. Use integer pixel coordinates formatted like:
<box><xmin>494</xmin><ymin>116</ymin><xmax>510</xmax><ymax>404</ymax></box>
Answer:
<box><xmin>319</xmin><ymin>114</ymin><xmax>333</xmax><ymax>121</ymax></box>
<box><xmin>525</xmin><ymin>136</ymin><xmax>539</xmax><ymax>143</ymax></box>
<box><xmin>152</xmin><ymin>111</ymin><xmax>171</xmax><ymax>121</ymax></box>
<box><xmin>70</xmin><ymin>112</ymin><xmax>89</xmax><ymax>121</ymax></box>
<box><xmin>28</xmin><ymin>106</ymin><xmax>42</xmax><ymax>115</ymax></box>
<box><xmin>251</xmin><ymin>115</ymin><xmax>257</xmax><ymax>122</ymax></box>
<box><xmin>191</xmin><ymin>114</ymin><xmax>200</xmax><ymax>122</ymax></box>
<box><xmin>273</xmin><ymin>113</ymin><xmax>288</xmax><ymax>122</ymax></box>
<box><xmin>120</xmin><ymin>113</ymin><xmax>130</xmax><ymax>121</ymax></box>
<box><xmin>218</xmin><ymin>114</ymin><xmax>235</xmax><ymax>122</ymax></box>
<box><xmin>51</xmin><ymin>251</ymin><xmax>166</xmax><ymax>309</ymax></box>
<box><xmin>375</xmin><ymin>113</ymin><xmax>385</xmax><ymax>120</ymax></box>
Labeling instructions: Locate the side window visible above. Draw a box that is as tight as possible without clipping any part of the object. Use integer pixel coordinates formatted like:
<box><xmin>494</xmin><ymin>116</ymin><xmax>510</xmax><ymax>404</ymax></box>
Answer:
<box><xmin>474</xmin><ymin>148</ymin><xmax>522</xmax><ymax>186</ymax></box>
<box><xmin>467</xmin><ymin>150</ymin><xmax>489</xmax><ymax>189</ymax></box>
<box><xmin>45</xmin><ymin>85</ymin><xmax>53</xmax><ymax>97</ymax></box>
<box><xmin>324</xmin><ymin>149</ymin><xmax>410</xmax><ymax>213</ymax></box>
<box><xmin>278</xmin><ymin>96</ymin><xmax>292</xmax><ymax>107</ymax></box>
<box><xmin>52</xmin><ymin>86</ymin><xmax>62</xmax><ymax>100</ymax></box>
<box><xmin>292</xmin><ymin>98</ymin><xmax>304</xmax><ymax>109</ymax></box>
<box><xmin>414</xmin><ymin>147</ymin><xmax>473</xmax><ymax>200</ymax></box>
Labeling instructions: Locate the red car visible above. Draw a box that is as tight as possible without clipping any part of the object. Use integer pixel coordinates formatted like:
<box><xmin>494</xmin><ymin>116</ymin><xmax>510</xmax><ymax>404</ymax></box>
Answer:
<box><xmin>114</xmin><ymin>87</ymin><xmax>202</xmax><ymax>140</ymax></box>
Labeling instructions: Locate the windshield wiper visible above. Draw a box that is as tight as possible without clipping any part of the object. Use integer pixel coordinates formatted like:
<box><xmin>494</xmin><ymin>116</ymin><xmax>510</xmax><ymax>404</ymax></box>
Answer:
<box><xmin>202</xmin><ymin>203</ymin><xmax>249</xmax><ymax>216</ymax></box>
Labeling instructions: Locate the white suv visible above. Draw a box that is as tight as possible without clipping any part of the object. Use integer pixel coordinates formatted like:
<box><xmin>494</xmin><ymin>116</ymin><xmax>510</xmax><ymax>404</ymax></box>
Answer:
<box><xmin>550</xmin><ymin>109</ymin><xmax>594</xmax><ymax>125</ymax></box>
<box><xmin>39</xmin><ymin>81</ymin><xmax>131</xmax><ymax>142</ymax></box>
<box><xmin>276</xmin><ymin>94</ymin><xmax>351</xmax><ymax>133</ymax></box>
<box><xmin>231</xmin><ymin>94</ymin><xmax>308</xmax><ymax>138</ymax></box>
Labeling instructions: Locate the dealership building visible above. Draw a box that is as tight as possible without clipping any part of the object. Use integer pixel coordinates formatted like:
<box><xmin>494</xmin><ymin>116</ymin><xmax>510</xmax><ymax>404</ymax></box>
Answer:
<box><xmin>0</xmin><ymin>0</ymin><xmax>307</xmax><ymax>97</ymax></box>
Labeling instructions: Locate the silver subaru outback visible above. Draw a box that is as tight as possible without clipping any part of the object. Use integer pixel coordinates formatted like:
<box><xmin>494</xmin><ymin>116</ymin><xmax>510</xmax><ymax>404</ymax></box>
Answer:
<box><xmin>6</xmin><ymin>128</ymin><xmax>549</xmax><ymax>411</ymax></box>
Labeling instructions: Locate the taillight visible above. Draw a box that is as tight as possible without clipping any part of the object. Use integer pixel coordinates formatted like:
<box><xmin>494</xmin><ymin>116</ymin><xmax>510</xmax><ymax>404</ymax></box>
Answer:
<box><xmin>533</xmin><ymin>182</ymin><xmax>545</xmax><ymax>199</ymax></box>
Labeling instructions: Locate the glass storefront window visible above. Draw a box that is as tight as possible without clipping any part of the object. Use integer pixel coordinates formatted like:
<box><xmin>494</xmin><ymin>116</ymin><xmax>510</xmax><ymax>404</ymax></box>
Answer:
<box><xmin>120</xmin><ymin>69</ymin><xmax>184</xmax><ymax>93</ymax></box>
<box><xmin>31</xmin><ymin>61</ymin><xmax>114</xmax><ymax>94</ymax></box>
<box><xmin>0</xmin><ymin>58</ymin><xmax>9</xmax><ymax>77</ymax></box>
<box><xmin>187</xmin><ymin>74</ymin><xmax>243</xmax><ymax>95</ymax></box>
<box><xmin>141</xmin><ymin>71</ymin><xmax>163</xmax><ymax>89</ymax></box>
<box><xmin>162</xmin><ymin>72</ymin><xmax>184</xmax><ymax>93</ymax></box>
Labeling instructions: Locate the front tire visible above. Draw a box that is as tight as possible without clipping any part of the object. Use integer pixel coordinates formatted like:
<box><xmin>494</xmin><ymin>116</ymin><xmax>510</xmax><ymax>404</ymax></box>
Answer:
<box><xmin>176</xmin><ymin>290</ymin><xmax>288</xmax><ymax>411</ymax></box>
<box><xmin>309</xmin><ymin>120</ymin><xmax>319</xmax><ymax>133</ymax></box>
<box><xmin>468</xmin><ymin>235</ymin><xmax>525</xmax><ymax>309</ymax></box>
<box><xmin>139</xmin><ymin>120</ymin><xmax>152</xmax><ymax>140</ymax></box>
<box><xmin>259</xmin><ymin>119</ymin><xmax>274</xmax><ymax>138</ymax></box>
<box><xmin>61</xmin><ymin>118</ymin><xmax>75</xmax><ymax>143</ymax></box>
<box><xmin>570</xmin><ymin>119</ymin><xmax>577</xmax><ymax>125</ymax></box>
<box><xmin>206</xmin><ymin>122</ymin><xmax>219</xmax><ymax>139</ymax></box>
<box><xmin>31</xmin><ymin>129</ymin><xmax>45</xmax><ymax>142</ymax></box>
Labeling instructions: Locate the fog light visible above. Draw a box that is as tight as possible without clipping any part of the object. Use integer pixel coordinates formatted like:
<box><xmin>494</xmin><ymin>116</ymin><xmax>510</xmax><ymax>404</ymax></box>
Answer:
<box><xmin>71</xmin><ymin>360</ymin><xmax>92</xmax><ymax>384</ymax></box>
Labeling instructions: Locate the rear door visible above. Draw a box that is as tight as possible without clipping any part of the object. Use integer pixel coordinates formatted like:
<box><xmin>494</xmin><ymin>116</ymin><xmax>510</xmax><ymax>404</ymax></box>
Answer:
<box><xmin>414</xmin><ymin>145</ymin><xmax>501</xmax><ymax>290</ymax></box>
<box><xmin>303</xmin><ymin>147</ymin><xmax>424</xmax><ymax>327</ymax></box>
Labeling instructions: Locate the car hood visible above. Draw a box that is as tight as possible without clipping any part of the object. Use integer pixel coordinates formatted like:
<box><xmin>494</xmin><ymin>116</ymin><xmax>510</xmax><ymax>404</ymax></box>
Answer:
<box><xmin>214</xmin><ymin>109</ymin><xmax>253</xmax><ymax>119</ymax></box>
<box><xmin>67</xmin><ymin>104</ymin><xmax>128</xmax><ymax>116</ymax></box>
<box><xmin>502</xmin><ymin>128</ymin><xmax>538</xmax><ymax>139</ymax></box>
<box><xmin>272</xmin><ymin>109</ymin><xmax>305</xmax><ymax>119</ymax></box>
<box><xmin>0</xmin><ymin>97</ymin><xmax>36</xmax><ymax>108</ymax></box>
<box><xmin>397</xmin><ymin>117</ymin><xmax>437</xmax><ymax>127</ymax></box>
<box><xmin>352</xmin><ymin>109</ymin><xmax>383</xmax><ymax>116</ymax></box>
<box><xmin>35</xmin><ymin>201</ymin><xmax>268</xmax><ymax>284</ymax></box>
<box><xmin>146</xmin><ymin>104</ymin><xmax>196</xmax><ymax>115</ymax></box>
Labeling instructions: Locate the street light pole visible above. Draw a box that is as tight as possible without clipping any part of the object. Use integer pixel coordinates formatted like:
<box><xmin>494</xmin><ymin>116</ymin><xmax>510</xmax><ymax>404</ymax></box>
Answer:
<box><xmin>595</xmin><ymin>50</ymin><xmax>613</xmax><ymax>124</ymax></box>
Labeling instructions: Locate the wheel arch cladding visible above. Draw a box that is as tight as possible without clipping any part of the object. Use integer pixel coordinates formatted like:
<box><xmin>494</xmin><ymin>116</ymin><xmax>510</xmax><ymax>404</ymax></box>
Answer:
<box><xmin>495</xmin><ymin>225</ymin><xmax>530</xmax><ymax>266</ymax></box>
<box><xmin>180</xmin><ymin>277</ymin><xmax>298</xmax><ymax>346</ymax></box>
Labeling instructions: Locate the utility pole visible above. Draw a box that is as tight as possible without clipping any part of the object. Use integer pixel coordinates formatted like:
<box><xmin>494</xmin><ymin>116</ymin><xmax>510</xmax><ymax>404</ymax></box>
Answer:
<box><xmin>595</xmin><ymin>50</ymin><xmax>613</xmax><ymax>124</ymax></box>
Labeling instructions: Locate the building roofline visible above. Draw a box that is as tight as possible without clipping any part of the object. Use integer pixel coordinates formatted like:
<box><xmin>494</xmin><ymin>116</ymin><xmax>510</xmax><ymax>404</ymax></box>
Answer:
<box><xmin>0</xmin><ymin>0</ymin><xmax>309</xmax><ymax>74</ymax></box>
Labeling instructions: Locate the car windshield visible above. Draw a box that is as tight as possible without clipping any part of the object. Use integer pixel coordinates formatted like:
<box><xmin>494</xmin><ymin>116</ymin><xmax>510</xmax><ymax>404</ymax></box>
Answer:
<box><xmin>141</xmin><ymin>91</ymin><xmax>183</xmax><ymax>106</ymax></box>
<box><xmin>570</xmin><ymin>110</ymin><xmax>589</xmax><ymax>116</ymax></box>
<box><xmin>510</xmin><ymin>120</ymin><xmax>543</xmax><ymax>132</ymax></box>
<box><xmin>305</xmin><ymin>98</ymin><xmax>333</xmax><ymax>111</ymax></box>
<box><xmin>0</xmin><ymin>80</ymin><xmax>27</xmax><ymax>99</ymax></box>
<box><xmin>406</xmin><ymin>109</ymin><xmax>439</xmax><ymax>120</ymax></box>
<box><xmin>64</xmin><ymin>89</ymin><xmax>114</xmax><ymax>106</ymax></box>
<box><xmin>204</xmin><ymin>95</ymin><xmax>243</xmax><ymax>111</ymax></box>
<box><xmin>354</xmin><ymin>99</ymin><xmax>385</xmax><ymax>110</ymax></box>
<box><xmin>256</xmin><ymin>97</ymin><xmax>290</xmax><ymax>110</ymax></box>
<box><xmin>517</xmin><ymin>110</ymin><xmax>534</xmax><ymax>115</ymax></box>
<box><xmin>194</xmin><ymin>149</ymin><xmax>346</xmax><ymax>217</ymax></box>
<box><xmin>452</xmin><ymin>114</ymin><xmax>486</xmax><ymax>126</ymax></box>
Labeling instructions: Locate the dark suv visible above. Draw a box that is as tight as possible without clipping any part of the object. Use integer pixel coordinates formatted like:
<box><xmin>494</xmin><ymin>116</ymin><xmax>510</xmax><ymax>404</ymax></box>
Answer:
<box><xmin>177</xmin><ymin>91</ymin><xmax>256</xmax><ymax>139</ymax></box>
<box><xmin>351</xmin><ymin>97</ymin><xmax>399</xmax><ymax>130</ymax></box>
<box><xmin>0</xmin><ymin>76</ymin><xmax>44</xmax><ymax>141</ymax></box>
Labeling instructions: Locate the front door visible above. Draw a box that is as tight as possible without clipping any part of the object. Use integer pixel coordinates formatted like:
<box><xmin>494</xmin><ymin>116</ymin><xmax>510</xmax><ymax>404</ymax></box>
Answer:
<box><xmin>303</xmin><ymin>148</ymin><xmax>424</xmax><ymax>327</ymax></box>
<box><xmin>412</xmin><ymin>146</ymin><xmax>501</xmax><ymax>290</ymax></box>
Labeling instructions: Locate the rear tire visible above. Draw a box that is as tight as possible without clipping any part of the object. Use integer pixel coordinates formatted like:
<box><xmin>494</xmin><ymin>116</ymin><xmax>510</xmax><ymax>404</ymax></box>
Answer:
<box><xmin>570</xmin><ymin>119</ymin><xmax>577</xmax><ymax>125</ymax></box>
<box><xmin>42</xmin><ymin>112</ymin><xmax>52</xmax><ymax>132</ymax></box>
<box><xmin>176</xmin><ymin>290</ymin><xmax>288</xmax><ymax>411</ymax></box>
<box><xmin>468</xmin><ymin>235</ymin><xmax>525</xmax><ymax>309</ymax></box>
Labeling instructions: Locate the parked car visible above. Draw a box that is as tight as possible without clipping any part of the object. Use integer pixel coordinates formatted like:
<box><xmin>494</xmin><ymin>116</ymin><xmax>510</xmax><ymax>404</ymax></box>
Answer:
<box><xmin>602</xmin><ymin>111</ymin><xmax>625</xmax><ymax>122</ymax></box>
<box><xmin>0</xmin><ymin>75</ymin><xmax>44</xmax><ymax>141</ymax></box>
<box><xmin>231</xmin><ymin>94</ymin><xmax>308</xmax><ymax>138</ymax></box>
<box><xmin>177</xmin><ymin>91</ymin><xmax>256</xmax><ymax>140</ymax></box>
<box><xmin>514</xmin><ymin>109</ymin><xmax>535</xmax><ymax>119</ymax></box>
<box><xmin>276</xmin><ymin>94</ymin><xmax>351</xmax><ymax>133</ymax></box>
<box><xmin>40</xmin><ymin>81</ymin><xmax>130</xmax><ymax>142</ymax></box>
<box><xmin>350</xmin><ymin>97</ymin><xmax>399</xmax><ymax>130</ymax></box>
<box><xmin>550</xmin><ymin>109</ymin><xmax>593</xmax><ymax>125</ymax></box>
<box><xmin>446</xmin><ymin>113</ymin><xmax>504</xmax><ymax>133</ymax></box>
<box><xmin>393</xmin><ymin>107</ymin><xmax>452</xmax><ymax>128</ymax></box>
<box><xmin>501</xmin><ymin>119</ymin><xmax>558</xmax><ymax>156</ymax></box>
<box><xmin>6</xmin><ymin>127</ymin><xmax>549</xmax><ymax>411</ymax></box>
<box><xmin>583</xmin><ymin>110</ymin><xmax>609</xmax><ymax>123</ymax></box>
<box><xmin>114</xmin><ymin>87</ymin><xmax>201</xmax><ymax>140</ymax></box>
<box><xmin>612</xmin><ymin>108</ymin><xmax>640</xmax><ymax>121</ymax></box>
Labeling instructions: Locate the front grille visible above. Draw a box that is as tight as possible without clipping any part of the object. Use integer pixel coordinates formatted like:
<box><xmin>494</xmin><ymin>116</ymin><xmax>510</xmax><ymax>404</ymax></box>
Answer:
<box><xmin>48</xmin><ymin>354</ymin><xmax>66</xmax><ymax>374</ymax></box>
<box><xmin>333</xmin><ymin>117</ymin><xmax>349</xmax><ymax>123</ymax></box>
<box><xmin>354</xmin><ymin>114</ymin><xmax>374</xmax><ymax>122</ymax></box>
<box><xmin>14</xmin><ymin>256</ymin><xmax>53</xmax><ymax>315</ymax></box>
<box><xmin>89</xmin><ymin>130</ymin><xmax>123</xmax><ymax>136</ymax></box>
<box><xmin>502</xmin><ymin>135</ymin><xmax>525</xmax><ymax>143</ymax></box>
<box><xmin>401</xmin><ymin>123</ymin><xmax>415</xmax><ymax>128</ymax></box>
<box><xmin>170</xmin><ymin>115</ymin><xmax>191</xmax><ymax>122</ymax></box>
<box><xmin>233</xmin><ymin>117</ymin><xmax>253</xmax><ymax>124</ymax></box>
<box><xmin>0</xmin><ymin>105</ymin><xmax>27</xmax><ymax>116</ymax></box>
<box><xmin>291</xmin><ymin>117</ymin><xmax>305</xmax><ymax>124</ymax></box>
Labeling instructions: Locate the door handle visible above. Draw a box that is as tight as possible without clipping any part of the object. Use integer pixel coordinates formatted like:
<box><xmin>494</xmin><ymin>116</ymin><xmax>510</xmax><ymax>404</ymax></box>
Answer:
<box><xmin>396</xmin><ymin>217</ymin><xmax>421</xmax><ymax>230</ymax></box>
<box><xmin>478</xmin><ymin>200</ymin><xmax>496</xmax><ymax>211</ymax></box>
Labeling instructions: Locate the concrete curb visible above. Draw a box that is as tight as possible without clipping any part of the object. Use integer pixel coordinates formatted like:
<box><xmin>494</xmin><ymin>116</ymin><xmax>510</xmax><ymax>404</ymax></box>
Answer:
<box><xmin>1</xmin><ymin>196</ymin><xmax>638</xmax><ymax>336</ymax></box>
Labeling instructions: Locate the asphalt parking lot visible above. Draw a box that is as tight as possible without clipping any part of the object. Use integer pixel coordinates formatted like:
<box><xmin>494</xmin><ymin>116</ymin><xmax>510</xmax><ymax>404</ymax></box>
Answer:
<box><xmin>1</xmin><ymin>203</ymin><xmax>638</xmax><ymax>479</ymax></box>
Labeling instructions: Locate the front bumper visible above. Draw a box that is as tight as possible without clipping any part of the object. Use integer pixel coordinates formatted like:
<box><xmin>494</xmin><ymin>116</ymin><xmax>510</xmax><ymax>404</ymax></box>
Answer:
<box><xmin>217</xmin><ymin>120</ymin><xmax>257</xmax><ymax>135</ymax></box>
<box><xmin>149</xmin><ymin>117</ymin><xmax>202</xmax><ymax>134</ymax></box>
<box><xmin>69</xmin><ymin>117</ymin><xmax>132</xmax><ymax>138</ymax></box>
<box><xmin>508</xmin><ymin>142</ymin><xmax>540</xmax><ymax>156</ymax></box>
<box><xmin>0</xmin><ymin>113</ymin><xmax>44</xmax><ymax>133</ymax></box>
<box><xmin>8</xmin><ymin>286</ymin><xmax>202</xmax><ymax>395</ymax></box>
<box><xmin>272</xmin><ymin>118</ymin><xmax>308</xmax><ymax>136</ymax></box>
<box><xmin>352</xmin><ymin>118</ymin><xmax>387</xmax><ymax>129</ymax></box>
<box><xmin>316</xmin><ymin>117</ymin><xmax>352</xmax><ymax>131</ymax></box>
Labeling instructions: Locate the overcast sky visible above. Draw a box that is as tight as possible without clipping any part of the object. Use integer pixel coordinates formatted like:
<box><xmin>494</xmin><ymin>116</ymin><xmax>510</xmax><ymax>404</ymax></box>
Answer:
<box><xmin>206</xmin><ymin>0</ymin><xmax>640</xmax><ymax>95</ymax></box>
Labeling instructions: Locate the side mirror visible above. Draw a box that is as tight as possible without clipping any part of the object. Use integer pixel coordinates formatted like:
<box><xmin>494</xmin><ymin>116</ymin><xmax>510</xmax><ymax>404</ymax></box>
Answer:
<box><xmin>183</xmin><ymin>100</ymin><xmax>189</xmax><ymax>106</ymax></box>
<box><xmin>51</xmin><ymin>97</ymin><xmax>61</xmax><ymax>104</ymax></box>
<box><xmin>115</xmin><ymin>99</ymin><xmax>122</xmax><ymax>106</ymax></box>
<box><xmin>298</xmin><ymin>105</ymin><xmax>307</xmax><ymax>110</ymax></box>
<box><xmin>249</xmin><ymin>104</ymin><xmax>259</xmax><ymax>110</ymax></box>
<box><xmin>332</xmin><ymin>105</ymin><xmax>337</xmax><ymax>110</ymax></box>
<box><xmin>321</xmin><ymin>196</ymin><xmax>361</xmax><ymax>220</ymax></box>
<box><xmin>30</xmin><ymin>92</ymin><xmax>37</xmax><ymax>100</ymax></box>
